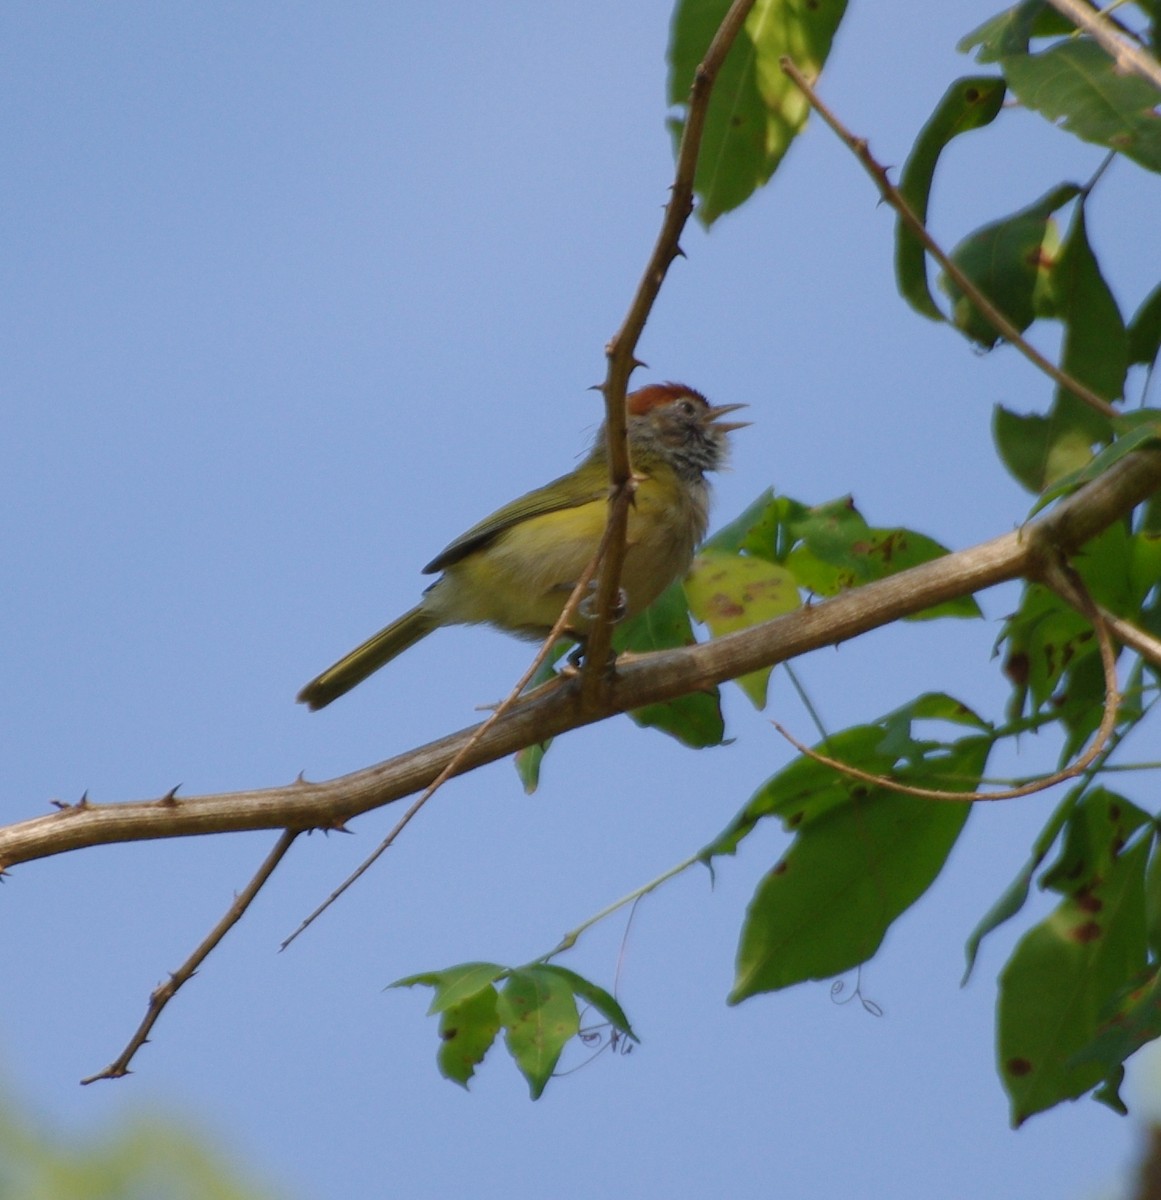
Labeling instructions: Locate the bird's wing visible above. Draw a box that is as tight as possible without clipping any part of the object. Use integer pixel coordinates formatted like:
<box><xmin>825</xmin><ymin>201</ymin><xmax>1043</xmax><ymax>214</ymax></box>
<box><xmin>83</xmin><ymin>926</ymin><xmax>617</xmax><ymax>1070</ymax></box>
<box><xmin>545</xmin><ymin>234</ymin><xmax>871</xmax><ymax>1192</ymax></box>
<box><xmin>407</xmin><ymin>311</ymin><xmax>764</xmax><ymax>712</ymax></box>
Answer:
<box><xmin>422</xmin><ymin>468</ymin><xmax>610</xmax><ymax>574</ymax></box>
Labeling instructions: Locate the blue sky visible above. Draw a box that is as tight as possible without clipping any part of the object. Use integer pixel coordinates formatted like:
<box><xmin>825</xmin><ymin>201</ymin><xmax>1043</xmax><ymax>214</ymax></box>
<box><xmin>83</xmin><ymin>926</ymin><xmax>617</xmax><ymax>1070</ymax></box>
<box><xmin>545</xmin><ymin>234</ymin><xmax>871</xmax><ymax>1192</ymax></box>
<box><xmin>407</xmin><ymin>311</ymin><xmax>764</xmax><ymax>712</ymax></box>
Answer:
<box><xmin>2</xmin><ymin>3</ymin><xmax>1159</xmax><ymax>1197</ymax></box>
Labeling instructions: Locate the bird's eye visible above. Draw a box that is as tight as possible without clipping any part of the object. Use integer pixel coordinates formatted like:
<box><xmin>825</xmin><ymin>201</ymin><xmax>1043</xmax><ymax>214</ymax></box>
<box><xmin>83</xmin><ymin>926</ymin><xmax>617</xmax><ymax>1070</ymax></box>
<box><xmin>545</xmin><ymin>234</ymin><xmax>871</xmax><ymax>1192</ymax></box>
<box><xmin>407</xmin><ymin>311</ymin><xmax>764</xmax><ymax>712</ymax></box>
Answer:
<box><xmin>678</xmin><ymin>398</ymin><xmax>696</xmax><ymax>416</ymax></box>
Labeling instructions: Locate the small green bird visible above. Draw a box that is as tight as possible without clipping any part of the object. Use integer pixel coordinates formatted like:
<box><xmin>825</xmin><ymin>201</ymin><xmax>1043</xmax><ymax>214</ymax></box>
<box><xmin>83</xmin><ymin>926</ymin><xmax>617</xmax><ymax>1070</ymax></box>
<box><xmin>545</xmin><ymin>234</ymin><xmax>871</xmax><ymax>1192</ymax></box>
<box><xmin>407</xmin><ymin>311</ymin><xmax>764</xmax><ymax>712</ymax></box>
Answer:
<box><xmin>297</xmin><ymin>383</ymin><xmax>745</xmax><ymax>709</ymax></box>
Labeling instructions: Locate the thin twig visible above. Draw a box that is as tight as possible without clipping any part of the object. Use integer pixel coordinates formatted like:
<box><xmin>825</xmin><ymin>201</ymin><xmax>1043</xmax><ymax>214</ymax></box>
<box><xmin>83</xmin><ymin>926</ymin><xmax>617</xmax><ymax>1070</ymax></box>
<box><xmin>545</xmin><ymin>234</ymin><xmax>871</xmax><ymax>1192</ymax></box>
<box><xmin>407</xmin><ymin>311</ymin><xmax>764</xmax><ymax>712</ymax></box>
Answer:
<box><xmin>280</xmin><ymin>488</ymin><xmax>636</xmax><ymax>951</ymax></box>
<box><xmin>81</xmin><ymin>829</ymin><xmax>298</xmax><ymax>1084</ymax></box>
<box><xmin>771</xmin><ymin>559</ymin><xmax>1120</xmax><ymax>802</ymax></box>
<box><xmin>1047</xmin><ymin>0</ymin><xmax>1161</xmax><ymax>92</ymax></box>
<box><xmin>779</xmin><ymin>57</ymin><xmax>1119</xmax><ymax>422</ymax></box>
<box><xmin>582</xmin><ymin>0</ymin><xmax>759</xmax><ymax>707</ymax></box>
<box><xmin>538</xmin><ymin>848</ymin><xmax>705</xmax><ymax>961</ymax></box>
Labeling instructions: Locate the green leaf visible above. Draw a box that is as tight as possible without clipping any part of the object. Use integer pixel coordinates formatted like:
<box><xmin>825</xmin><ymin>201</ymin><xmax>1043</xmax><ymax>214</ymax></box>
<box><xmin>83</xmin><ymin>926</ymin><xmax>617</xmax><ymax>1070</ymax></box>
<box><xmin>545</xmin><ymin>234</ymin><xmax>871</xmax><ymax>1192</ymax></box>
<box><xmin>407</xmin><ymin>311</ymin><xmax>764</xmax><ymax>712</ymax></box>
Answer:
<box><xmin>706</xmin><ymin>693</ymin><xmax>989</xmax><ymax>860</ymax></box>
<box><xmin>1128</xmin><ymin>282</ymin><xmax>1161</xmax><ymax>368</ymax></box>
<box><xmin>997</xmin><ymin>582</ymin><xmax>1099</xmax><ymax>716</ymax></box>
<box><xmin>704</xmin><ymin>724</ymin><xmax>892</xmax><ymax>859</ymax></box>
<box><xmin>997</xmin><ymin>834</ymin><xmax>1149</xmax><ymax>1125</ymax></box>
<box><xmin>729</xmin><ymin>737</ymin><xmax>983</xmax><ymax>1002</ymax></box>
<box><xmin>703</xmin><ymin>488</ymin><xmax>790</xmax><ymax>561</ymax></box>
<box><xmin>1039</xmin><ymin>788</ymin><xmax>1151</xmax><ymax>896</ymax></box>
<box><xmin>1002</xmin><ymin>39</ymin><xmax>1161</xmax><ymax>173</ymax></box>
<box><xmin>436</xmin><ymin>985</ymin><xmax>501</xmax><ymax>1088</ymax></box>
<box><xmin>1071</xmin><ymin>966</ymin><xmax>1161</xmax><ymax>1092</ymax></box>
<box><xmin>667</xmin><ymin>0</ymin><xmax>849</xmax><ymax>225</ymax></box>
<box><xmin>1052</xmin><ymin>205</ymin><xmax>1128</xmax><ymax>406</ymax></box>
<box><xmin>963</xmin><ymin>787</ymin><xmax>1080</xmax><ymax>982</ymax></box>
<box><xmin>684</xmin><ymin>549</ymin><xmax>800</xmax><ymax>706</ymax></box>
<box><xmin>1029</xmin><ymin>411</ymin><xmax>1161</xmax><ymax>508</ymax></box>
<box><xmin>536</xmin><ymin>964</ymin><xmax>638</xmax><ymax>1042</ymax></box>
<box><xmin>941</xmin><ymin>185</ymin><xmax>1079</xmax><ymax>348</ymax></box>
<box><xmin>614</xmin><ymin>581</ymin><xmax>725</xmax><ymax>747</ymax></box>
<box><xmin>992</xmin><ymin>399</ymin><xmax>1108</xmax><ymax>494</ymax></box>
<box><xmin>515</xmin><ymin>739</ymin><xmax>552</xmax><ymax>794</ymax></box>
<box><xmin>959</xmin><ymin>1</ymin><xmax>1069</xmax><ymax>61</ymax></box>
<box><xmin>784</xmin><ymin>500</ymin><xmax>982</xmax><ymax>619</ymax></box>
<box><xmin>390</xmin><ymin>961</ymin><xmax>506</xmax><ymax>1013</ymax></box>
<box><xmin>497</xmin><ymin>967</ymin><xmax>580</xmax><ymax>1099</ymax></box>
<box><xmin>896</xmin><ymin>76</ymin><xmax>1007</xmax><ymax>321</ymax></box>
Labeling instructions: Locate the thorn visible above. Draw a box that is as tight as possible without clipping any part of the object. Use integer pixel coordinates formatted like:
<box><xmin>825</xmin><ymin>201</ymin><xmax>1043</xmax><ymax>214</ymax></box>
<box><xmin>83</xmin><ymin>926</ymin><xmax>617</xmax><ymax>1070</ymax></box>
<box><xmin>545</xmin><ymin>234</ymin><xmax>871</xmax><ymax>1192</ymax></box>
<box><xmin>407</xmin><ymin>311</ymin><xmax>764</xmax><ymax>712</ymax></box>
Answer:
<box><xmin>587</xmin><ymin>380</ymin><xmax>606</xmax><ymax>393</ymax></box>
<box><xmin>630</xmin><ymin>356</ymin><xmax>649</xmax><ymax>371</ymax></box>
<box><xmin>673</xmin><ymin>243</ymin><xmax>687</xmax><ymax>259</ymax></box>
<box><xmin>159</xmin><ymin>785</ymin><xmax>181</xmax><ymax>806</ymax></box>
<box><xmin>50</xmin><ymin>799</ymin><xmax>67</xmax><ymax>810</ymax></box>
<box><xmin>295</xmin><ymin>771</ymin><xmax>310</xmax><ymax>785</ymax></box>
<box><xmin>77</xmin><ymin>790</ymin><xmax>90</xmax><ymax>808</ymax></box>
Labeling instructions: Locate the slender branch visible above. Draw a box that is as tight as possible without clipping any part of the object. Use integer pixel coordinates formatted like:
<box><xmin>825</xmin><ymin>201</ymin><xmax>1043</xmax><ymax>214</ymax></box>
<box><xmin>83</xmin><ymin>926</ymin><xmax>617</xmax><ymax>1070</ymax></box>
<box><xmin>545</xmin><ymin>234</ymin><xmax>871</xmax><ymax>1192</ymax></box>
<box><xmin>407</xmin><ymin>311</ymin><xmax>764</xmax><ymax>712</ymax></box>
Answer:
<box><xmin>582</xmin><ymin>0</ymin><xmax>758</xmax><ymax>706</ymax></box>
<box><xmin>2</xmin><ymin>447</ymin><xmax>1157</xmax><ymax>871</ymax></box>
<box><xmin>779</xmin><ymin>57</ymin><xmax>1119</xmax><ymax>422</ymax></box>
<box><xmin>539</xmin><ymin>849</ymin><xmax>705</xmax><ymax>961</ymax></box>
<box><xmin>1047</xmin><ymin>0</ymin><xmax>1161</xmax><ymax>92</ymax></box>
<box><xmin>80</xmin><ymin>830</ymin><xmax>298</xmax><ymax>1084</ymax></box>
<box><xmin>279</xmin><ymin>488</ymin><xmax>634</xmax><ymax>950</ymax></box>
<box><xmin>770</xmin><ymin>560</ymin><xmax>1121</xmax><ymax>802</ymax></box>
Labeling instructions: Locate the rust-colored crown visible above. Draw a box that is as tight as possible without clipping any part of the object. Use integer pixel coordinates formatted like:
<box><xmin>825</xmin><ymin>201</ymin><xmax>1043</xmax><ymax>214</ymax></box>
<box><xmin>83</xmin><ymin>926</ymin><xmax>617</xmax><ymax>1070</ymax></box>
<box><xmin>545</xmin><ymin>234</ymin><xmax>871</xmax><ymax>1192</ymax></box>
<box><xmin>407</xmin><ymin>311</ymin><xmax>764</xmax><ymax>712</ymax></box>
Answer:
<box><xmin>626</xmin><ymin>382</ymin><xmax>707</xmax><ymax>416</ymax></box>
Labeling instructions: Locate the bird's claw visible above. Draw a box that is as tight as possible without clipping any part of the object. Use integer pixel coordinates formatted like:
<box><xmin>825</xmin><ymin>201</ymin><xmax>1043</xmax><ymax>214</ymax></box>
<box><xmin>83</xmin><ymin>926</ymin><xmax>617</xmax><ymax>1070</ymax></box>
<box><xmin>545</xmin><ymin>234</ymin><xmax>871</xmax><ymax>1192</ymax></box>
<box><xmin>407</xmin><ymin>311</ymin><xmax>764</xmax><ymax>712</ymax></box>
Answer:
<box><xmin>577</xmin><ymin>584</ymin><xmax>628</xmax><ymax>623</ymax></box>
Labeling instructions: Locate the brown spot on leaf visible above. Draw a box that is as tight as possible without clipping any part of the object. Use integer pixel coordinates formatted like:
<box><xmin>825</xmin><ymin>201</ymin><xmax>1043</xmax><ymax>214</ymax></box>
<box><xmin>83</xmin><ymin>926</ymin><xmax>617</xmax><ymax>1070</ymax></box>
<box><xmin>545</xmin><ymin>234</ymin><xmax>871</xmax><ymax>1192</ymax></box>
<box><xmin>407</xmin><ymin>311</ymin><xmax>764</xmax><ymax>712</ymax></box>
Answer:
<box><xmin>441</xmin><ymin>1027</ymin><xmax>459</xmax><ymax>1041</ymax></box>
<box><xmin>1007</xmin><ymin>1057</ymin><xmax>1033</xmax><ymax>1077</ymax></box>
<box><xmin>787</xmin><ymin>811</ymin><xmax>804</xmax><ymax>828</ymax></box>
<box><xmin>1005</xmin><ymin>652</ymin><xmax>1029</xmax><ymax>686</ymax></box>
<box><xmin>742</xmin><ymin>579</ymin><xmax>787</xmax><ymax>602</ymax></box>
<box><xmin>1076</xmin><ymin>890</ymin><xmax>1103</xmax><ymax>914</ymax></box>
<box><xmin>709</xmin><ymin>593</ymin><xmax>745</xmax><ymax>618</ymax></box>
<box><xmin>1070</xmin><ymin>920</ymin><xmax>1102</xmax><ymax>943</ymax></box>
<box><xmin>773</xmin><ymin>861</ymin><xmax>788</xmax><ymax>875</ymax></box>
<box><xmin>965</xmin><ymin>86</ymin><xmax>980</xmax><ymax>102</ymax></box>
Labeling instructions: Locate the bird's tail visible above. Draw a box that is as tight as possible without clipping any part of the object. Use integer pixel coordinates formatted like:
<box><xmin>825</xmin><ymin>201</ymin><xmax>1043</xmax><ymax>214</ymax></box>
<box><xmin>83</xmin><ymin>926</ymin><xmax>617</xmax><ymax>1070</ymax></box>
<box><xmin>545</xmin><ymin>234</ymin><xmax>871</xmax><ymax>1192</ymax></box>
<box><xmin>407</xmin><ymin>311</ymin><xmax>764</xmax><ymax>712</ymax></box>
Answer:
<box><xmin>297</xmin><ymin>605</ymin><xmax>437</xmax><ymax>710</ymax></box>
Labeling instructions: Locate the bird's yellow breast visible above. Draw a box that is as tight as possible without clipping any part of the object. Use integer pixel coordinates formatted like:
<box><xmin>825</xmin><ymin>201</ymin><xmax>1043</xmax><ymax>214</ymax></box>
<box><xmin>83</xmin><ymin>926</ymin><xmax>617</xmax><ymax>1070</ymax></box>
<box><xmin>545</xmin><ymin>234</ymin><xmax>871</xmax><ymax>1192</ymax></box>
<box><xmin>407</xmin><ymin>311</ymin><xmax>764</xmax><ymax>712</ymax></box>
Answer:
<box><xmin>426</xmin><ymin>467</ymin><xmax>707</xmax><ymax>637</ymax></box>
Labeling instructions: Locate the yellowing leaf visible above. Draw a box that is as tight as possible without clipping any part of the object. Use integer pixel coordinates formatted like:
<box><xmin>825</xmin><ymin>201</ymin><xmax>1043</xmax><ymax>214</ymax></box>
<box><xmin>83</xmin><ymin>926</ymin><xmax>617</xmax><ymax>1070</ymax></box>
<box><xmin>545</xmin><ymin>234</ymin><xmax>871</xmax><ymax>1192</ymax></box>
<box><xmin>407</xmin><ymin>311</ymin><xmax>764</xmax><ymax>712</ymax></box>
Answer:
<box><xmin>684</xmin><ymin>551</ymin><xmax>800</xmax><ymax>707</ymax></box>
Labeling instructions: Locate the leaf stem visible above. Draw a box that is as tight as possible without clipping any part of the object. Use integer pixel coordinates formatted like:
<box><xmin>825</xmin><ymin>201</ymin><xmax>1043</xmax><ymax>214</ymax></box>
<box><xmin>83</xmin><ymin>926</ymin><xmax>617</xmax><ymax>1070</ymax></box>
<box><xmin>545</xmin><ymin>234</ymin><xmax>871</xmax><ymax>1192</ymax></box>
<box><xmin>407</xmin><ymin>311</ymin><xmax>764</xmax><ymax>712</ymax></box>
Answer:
<box><xmin>540</xmin><ymin>850</ymin><xmax>705</xmax><ymax>961</ymax></box>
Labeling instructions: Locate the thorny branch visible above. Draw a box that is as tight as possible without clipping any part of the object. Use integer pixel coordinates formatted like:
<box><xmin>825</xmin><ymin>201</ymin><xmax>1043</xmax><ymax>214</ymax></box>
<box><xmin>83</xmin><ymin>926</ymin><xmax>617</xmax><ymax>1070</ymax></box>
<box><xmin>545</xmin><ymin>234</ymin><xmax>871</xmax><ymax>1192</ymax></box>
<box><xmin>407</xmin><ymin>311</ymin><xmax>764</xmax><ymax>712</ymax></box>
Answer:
<box><xmin>582</xmin><ymin>0</ymin><xmax>759</xmax><ymax>706</ymax></box>
<box><xmin>4</xmin><ymin>445</ymin><xmax>1159</xmax><ymax>874</ymax></box>
<box><xmin>81</xmin><ymin>830</ymin><xmax>298</xmax><ymax>1084</ymax></box>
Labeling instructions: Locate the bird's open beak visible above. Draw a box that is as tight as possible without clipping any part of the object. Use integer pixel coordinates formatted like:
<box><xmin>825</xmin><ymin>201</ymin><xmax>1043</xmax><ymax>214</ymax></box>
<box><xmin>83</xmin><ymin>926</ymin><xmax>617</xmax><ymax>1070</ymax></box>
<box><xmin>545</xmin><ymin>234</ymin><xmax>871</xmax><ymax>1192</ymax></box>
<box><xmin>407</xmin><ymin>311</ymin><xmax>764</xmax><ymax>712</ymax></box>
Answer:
<box><xmin>707</xmin><ymin>402</ymin><xmax>750</xmax><ymax>433</ymax></box>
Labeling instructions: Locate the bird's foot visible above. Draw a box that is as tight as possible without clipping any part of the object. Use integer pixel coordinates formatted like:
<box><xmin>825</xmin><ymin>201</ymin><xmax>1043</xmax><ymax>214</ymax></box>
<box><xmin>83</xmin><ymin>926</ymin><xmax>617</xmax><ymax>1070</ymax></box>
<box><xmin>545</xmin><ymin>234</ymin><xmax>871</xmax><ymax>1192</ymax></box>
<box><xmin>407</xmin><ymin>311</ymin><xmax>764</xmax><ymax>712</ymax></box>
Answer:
<box><xmin>577</xmin><ymin>583</ymin><xmax>628</xmax><ymax>623</ymax></box>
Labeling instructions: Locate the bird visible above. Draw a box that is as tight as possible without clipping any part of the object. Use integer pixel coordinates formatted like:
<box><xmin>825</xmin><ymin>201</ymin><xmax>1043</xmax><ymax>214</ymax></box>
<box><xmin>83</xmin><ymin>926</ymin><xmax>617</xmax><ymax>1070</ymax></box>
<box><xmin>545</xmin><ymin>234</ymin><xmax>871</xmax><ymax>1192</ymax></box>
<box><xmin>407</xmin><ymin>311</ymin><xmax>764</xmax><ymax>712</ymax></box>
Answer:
<box><xmin>297</xmin><ymin>382</ymin><xmax>746</xmax><ymax>709</ymax></box>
